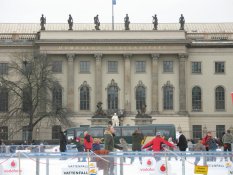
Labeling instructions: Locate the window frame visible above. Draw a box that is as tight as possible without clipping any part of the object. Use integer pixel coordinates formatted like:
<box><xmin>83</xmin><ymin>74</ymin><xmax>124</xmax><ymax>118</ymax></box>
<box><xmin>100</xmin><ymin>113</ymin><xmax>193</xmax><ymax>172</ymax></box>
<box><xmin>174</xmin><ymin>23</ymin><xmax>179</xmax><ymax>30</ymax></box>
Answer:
<box><xmin>0</xmin><ymin>63</ymin><xmax>8</xmax><ymax>75</ymax></box>
<box><xmin>163</xmin><ymin>61</ymin><xmax>173</xmax><ymax>73</ymax></box>
<box><xmin>107</xmin><ymin>61</ymin><xmax>118</xmax><ymax>73</ymax></box>
<box><xmin>135</xmin><ymin>61</ymin><xmax>146</xmax><ymax>73</ymax></box>
<box><xmin>80</xmin><ymin>61</ymin><xmax>90</xmax><ymax>73</ymax></box>
<box><xmin>215</xmin><ymin>61</ymin><xmax>225</xmax><ymax>74</ymax></box>
<box><xmin>191</xmin><ymin>62</ymin><xmax>202</xmax><ymax>74</ymax></box>
<box><xmin>51</xmin><ymin>61</ymin><xmax>62</xmax><ymax>73</ymax></box>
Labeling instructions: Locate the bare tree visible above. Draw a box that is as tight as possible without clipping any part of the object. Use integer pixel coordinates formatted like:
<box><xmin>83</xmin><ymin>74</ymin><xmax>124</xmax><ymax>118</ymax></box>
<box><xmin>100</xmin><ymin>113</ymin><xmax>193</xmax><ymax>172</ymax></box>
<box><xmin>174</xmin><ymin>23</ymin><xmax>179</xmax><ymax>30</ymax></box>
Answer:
<box><xmin>0</xmin><ymin>53</ymin><xmax>72</xmax><ymax>142</ymax></box>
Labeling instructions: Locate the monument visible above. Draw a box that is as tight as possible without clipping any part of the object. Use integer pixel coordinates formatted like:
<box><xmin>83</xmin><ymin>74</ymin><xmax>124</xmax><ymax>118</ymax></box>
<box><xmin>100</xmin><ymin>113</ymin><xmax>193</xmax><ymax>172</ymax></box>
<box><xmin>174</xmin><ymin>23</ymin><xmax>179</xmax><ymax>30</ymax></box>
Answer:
<box><xmin>67</xmin><ymin>14</ymin><xmax>73</xmax><ymax>30</ymax></box>
<box><xmin>152</xmin><ymin>14</ymin><xmax>158</xmax><ymax>30</ymax></box>
<box><xmin>40</xmin><ymin>14</ymin><xmax>46</xmax><ymax>30</ymax></box>
<box><xmin>179</xmin><ymin>14</ymin><xmax>185</xmax><ymax>30</ymax></box>
<box><xmin>91</xmin><ymin>102</ymin><xmax>109</xmax><ymax>125</ymax></box>
<box><xmin>134</xmin><ymin>104</ymin><xmax>153</xmax><ymax>125</ymax></box>
<box><xmin>94</xmin><ymin>15</ymin><xmax>100</xmax><ymax>30</ymax></box>
<box><xmin>124</xmin><ymin>14</ymin><xmax>130</xmax><ymax>30</ymax></box>
<box><xmin>112</xmin><ymin>113</ymin><xmax>119</xmax><ymax>126</ymax></box>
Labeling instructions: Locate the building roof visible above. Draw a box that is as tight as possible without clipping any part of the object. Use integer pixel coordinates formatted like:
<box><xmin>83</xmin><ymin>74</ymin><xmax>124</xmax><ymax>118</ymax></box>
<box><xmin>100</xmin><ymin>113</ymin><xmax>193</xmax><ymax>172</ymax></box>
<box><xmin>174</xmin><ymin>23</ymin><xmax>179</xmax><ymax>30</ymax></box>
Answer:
<box><xmin>0</xmin><ymin>23</ymin><xmax>233</xmax><ymax>33</ymax></box>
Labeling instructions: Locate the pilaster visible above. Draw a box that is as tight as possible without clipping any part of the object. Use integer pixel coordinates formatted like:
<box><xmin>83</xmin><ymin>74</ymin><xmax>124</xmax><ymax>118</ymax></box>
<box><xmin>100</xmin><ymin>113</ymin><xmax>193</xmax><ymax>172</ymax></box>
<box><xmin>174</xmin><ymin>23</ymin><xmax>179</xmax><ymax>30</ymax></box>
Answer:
<box><xmin>151</xmin><ymin>54</ymin><xmax>160</xmax><ymax>114</ymax></box>
<box><xmin>178</xmin><ymin>53</ymin><xmax>188</xmax><ymax>115</ymax></box>
<box><xmin>123</xmin><ymin>54</ymin><xmax>132</xmax><ymax>114</ymax></box>
<box><xmin>67</xmin><ymin>54</ymin><xmax>75</xmax><ymax>112</ymax></box>
<box><xmin>95</xmin><ymin>54</ymin><xmax>103</xmax><ymax>105</ymax></box>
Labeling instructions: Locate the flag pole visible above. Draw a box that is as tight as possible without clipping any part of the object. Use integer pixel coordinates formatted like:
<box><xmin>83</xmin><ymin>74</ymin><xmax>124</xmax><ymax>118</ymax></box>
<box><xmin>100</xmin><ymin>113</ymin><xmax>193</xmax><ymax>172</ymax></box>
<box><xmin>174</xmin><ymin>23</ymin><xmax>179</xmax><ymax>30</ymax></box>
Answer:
<box><xmin>112</xmin><ymin>0</ymin><xmax>114</xmax><ymax>30</ymax></box>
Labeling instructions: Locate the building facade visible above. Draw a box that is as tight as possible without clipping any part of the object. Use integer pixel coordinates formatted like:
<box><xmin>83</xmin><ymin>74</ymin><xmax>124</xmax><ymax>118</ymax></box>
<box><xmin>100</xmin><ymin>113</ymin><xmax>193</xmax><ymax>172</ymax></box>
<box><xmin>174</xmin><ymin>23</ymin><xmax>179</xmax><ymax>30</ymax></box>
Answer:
<box><xmin>0</xmin><ymin>23</ymin><xmax>233</xmax><ymax>140</ymax></box>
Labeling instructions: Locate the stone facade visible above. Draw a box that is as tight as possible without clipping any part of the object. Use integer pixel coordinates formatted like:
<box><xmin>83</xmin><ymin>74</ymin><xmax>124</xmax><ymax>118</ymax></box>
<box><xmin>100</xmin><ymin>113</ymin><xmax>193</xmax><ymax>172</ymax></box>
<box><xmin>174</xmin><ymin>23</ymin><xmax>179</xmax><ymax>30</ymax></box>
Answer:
<box><xmin>0</xmin><ymin>23</ymin><xmax>233</xmax><ymax>140</ymax></box>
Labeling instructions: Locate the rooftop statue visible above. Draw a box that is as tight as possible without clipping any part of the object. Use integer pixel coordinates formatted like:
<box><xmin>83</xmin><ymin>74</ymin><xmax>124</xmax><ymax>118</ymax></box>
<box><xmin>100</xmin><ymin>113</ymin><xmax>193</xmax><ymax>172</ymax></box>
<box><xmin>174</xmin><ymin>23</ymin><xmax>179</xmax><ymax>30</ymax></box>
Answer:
<box><xmin>40</xmin><ymin>14</ymin><xmax>46</xmax><ymax>30</ymax></box>
<box><xmin>179</xmin><ymin>14</ymin><xmax>185</xmax><ymax>30</ymax></box>
<box><xmin>94</xmin><ymin>15</ymin><xmax>100</xmax><ymax>30</ymax></box>
<box><xmin>67</xmin><ymin>14</ymin><xmax>73</xmax><ymax>30</ymax></box>
<box><xmin>124</xmin><ymin>14</ymin><xmax>130</xmax><ymax>30</ymax></box>
<box><xmin>152</xmin><ymin>14</ymin><xmax>158</xmax><ymax>30</ymax></box>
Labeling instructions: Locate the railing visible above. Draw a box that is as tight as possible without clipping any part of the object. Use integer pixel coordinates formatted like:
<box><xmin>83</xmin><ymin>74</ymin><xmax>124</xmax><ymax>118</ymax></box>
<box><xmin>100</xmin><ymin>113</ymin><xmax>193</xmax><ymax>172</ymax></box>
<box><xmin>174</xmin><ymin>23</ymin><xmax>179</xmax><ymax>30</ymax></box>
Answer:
<box><xmin>0</xmin><ymin>33</ymin><xmax>37</xmax><ymax>41</ymax></box>
<box><xmin>187</xmin><ymin>33</ymin><xmax>233</xmax><ymax>41</ymax></box>
<box><xmin>0</xmin><ymin>145</ymin><xmax>232</xmax><ymax>175</ymax></box>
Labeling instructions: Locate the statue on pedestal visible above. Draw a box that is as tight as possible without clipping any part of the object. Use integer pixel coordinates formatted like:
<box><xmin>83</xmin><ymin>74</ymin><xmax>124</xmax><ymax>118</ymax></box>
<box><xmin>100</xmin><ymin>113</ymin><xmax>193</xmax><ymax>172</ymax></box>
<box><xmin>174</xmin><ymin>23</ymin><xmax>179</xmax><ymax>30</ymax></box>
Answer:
<box><xmin>152</xmin><ymin>14</ymin><xmax>158</xmax><ymax>30</ymax></box>
<box><xmin>135</xmin><ymin>104</ymin><xmax>151</xmax><ymax>118</ymax></box>
<box><xmin>179</xmin><ymin>14</ymin><xmax>185</xmax><ymax>30</ymax></box>
<box><xmin>112</xmin><ymin>113</ymin><xmax>119</xmax><ymax>126</ymax></box>
<box><xmin>124</xmin><ymin>14</ymin><xmax>130</xmax><ymax>30</ymax></box>
<box><xmin>94</xmin><ymin>15</ymin><xmax>100</xmax><ymax>30</ymax></box>
<box><xmin>40</xmin><ymin>14</ymin><xmax>46</xmax><ymax>30</ymax></box>
<box><xmin>68</xmin><ymin>14</ymin><xmax>73</xmax><ymax>30</ymax></box>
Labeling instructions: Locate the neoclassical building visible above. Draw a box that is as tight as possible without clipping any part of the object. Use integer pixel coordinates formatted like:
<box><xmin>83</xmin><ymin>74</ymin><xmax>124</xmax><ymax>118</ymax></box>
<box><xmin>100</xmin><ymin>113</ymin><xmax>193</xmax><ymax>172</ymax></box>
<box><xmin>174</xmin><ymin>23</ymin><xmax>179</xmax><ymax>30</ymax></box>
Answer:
<box><xmin>0</xmin><ymin>23</ymin><xmax>233</xmax><ymax>140</ymax></box>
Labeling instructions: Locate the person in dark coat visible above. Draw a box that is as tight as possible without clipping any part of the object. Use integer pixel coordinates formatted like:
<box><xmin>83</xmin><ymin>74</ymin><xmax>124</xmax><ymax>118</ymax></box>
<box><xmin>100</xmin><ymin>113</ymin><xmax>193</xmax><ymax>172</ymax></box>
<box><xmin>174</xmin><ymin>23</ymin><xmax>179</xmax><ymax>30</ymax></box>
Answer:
<box><xmin>131</xmin><ymin>129</ymin><xmax>144</xmax><ymax>163</ymax></box>
<box><xmin>104</xmin><ymin>126</ymin><xmax>122</xmax><ymax>175</ymax></box>
<box><xmin>177</xmin><ymin>131</ymin><xmax>187</xmax><ymax>151</ymax></box>
<box><xmin>59</xmin><ymin>131</ymin><xmax>67</xmax><ymax>152</ymax></box>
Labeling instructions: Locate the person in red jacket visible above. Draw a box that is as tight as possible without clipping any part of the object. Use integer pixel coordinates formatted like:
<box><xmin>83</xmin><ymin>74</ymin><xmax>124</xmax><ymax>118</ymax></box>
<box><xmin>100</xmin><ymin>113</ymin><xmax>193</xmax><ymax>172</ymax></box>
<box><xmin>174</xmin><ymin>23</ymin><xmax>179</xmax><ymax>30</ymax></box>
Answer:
<box><xmin>83</xmin><ymin>131</ymin><xmax>93</xmax><ymax>152</ymax></box>
<box><xmin>142</xmin><ymin>132</ymin><xmax>174</xmax><ymax>161</ymax></box>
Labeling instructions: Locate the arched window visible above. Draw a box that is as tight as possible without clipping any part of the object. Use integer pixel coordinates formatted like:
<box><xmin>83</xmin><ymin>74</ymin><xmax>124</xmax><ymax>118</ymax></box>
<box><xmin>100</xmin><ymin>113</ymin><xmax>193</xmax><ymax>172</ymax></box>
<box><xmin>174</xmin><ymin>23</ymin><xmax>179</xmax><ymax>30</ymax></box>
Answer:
<box><xmin>215</xmin><ymin>86</ymin><xmax>225</xmax><ymax>110</ymax></box>
<box><xmin>107</xmin><ymin>79</ymin><xmax>119</xmax><ymax>110</ymax></box>
<box><xmin>0</xmin><ymin>87</ymin><xmax>8</xmax><ymax>112</ymax></box>
<box><xmin>135</xmin><ymin>81</ymin><xmax>146</xmax><ymax>110</ymax></box>
<box><xmin>22</xmin><ymin>87</ymin><xmax>32</xmax><ymax>113</ymax></box>
<box><xmin>80</xmin><ymin>81</ymin><xmax>90</xmax><ymax>110</ymax></box>
<box><xmin>192</xmin><ymin>86</ymin><xmax>202</xmax><ymax>111</ymax></box>
<box><xmin>52</xmin><ymin>84</ymin><xmax>62</xmax><ymax>111</ymax></box>
<box><xmin>163</xmin><ymin>81</ymin><xmax>174</xmax><ymax>110</ymax></box>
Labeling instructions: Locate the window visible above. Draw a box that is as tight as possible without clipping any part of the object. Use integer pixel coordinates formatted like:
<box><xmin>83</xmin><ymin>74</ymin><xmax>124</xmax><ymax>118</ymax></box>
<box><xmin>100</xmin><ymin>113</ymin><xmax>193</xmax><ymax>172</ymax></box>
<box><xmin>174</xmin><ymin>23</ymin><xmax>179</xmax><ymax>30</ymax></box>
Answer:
<box><xmin>215</xmin><ymin>62</ymin><xmax>225</xmax><ymax>73</ymax></box>
<box><xmin>22</xmin><ymin>62</ymin><xmax>32</xmax><ymax>75</ymax></box>
<box><xmin>135</xmin><ymin>81</ymin><xmax>146</xmax><ymax>110</ymax></box>
<box><xmin>108</xmin><ymin>61</ymin><xmax>118</xmax><ymax>73</ymax></box>
<box><xmin>0</xmin><ymin>126</ymin><xmax>8</xmax><ymax>140</ymax></box>
<box><xmin>163</xmin><ymin>61</ymin><xmax>173</xmax><ymax>72</ymax></box>
<box><xmin>192</xmin><ymin>86</ymin><xmax>202</xmax><ymax>111</ymax></box>
<box><xmin>0</xmin><ymin>63</ymin><xmax>8</xmax><ymax>75</ymax></box>
<box><xmin>163</xmin><ymin>81</ymin><xmax>173</xmax><ymax>110</ymax></box>
<box><xmin>107</xmin><ymin>80</ymin><xmax>119</xmax><ymax>110</ymax></box>
<box><xmin>52</xmin><ymin>84</ymin><xmax>62</xmax><ymax>111</ymax></box>
<box><xmin>80</xmin><ymin>82</ymin><xmax>90</xmax><ymax>110</ymax></box>
<box><xmin>216</xmin><ymin>125</ymin><xmax>225</xmax><ymax>139</ymax></box>
<box><xmin>192</xmin><ymin>125</ymin><xmax>202</xmax><ymax>139</ymax></box>
<box><xmin>22</xmin><ymin>126</ymin><xmax>31</xmax><ymax>141</ymax></box>
<box><xmin>22</xmin><ymin>87</ymin><xmax>32</xmax><ymax>113</ymax></box>
<box><xmin>215</xmin><ymin>86</ymin><xmax>225</xmax><ymax>110</ymax></box>
<box><xmin>80</xmin><ymin>61</ymin><xmax>90</xmax><ymax>73</ymax></box>
<box><xmin>135</xmin><ymin>61</ymin><xmax>145</xmax><ymax>73</ymax></box>
<box><xmin>52</xmin><ymin>125</ymin><xmax>61</xmax><ymax>139</ymax></box>
<box><xmin>0</xmin><ymin>87</ymin><xmax>8</xmax><ymax>112</ymax></box>
<box><xmin>192</xmin><ymin>62</ymin><xmax>201</xmax><ymax>73</ymax></box>
<box><xmin>52</xmin><ymin>61</ymin><xmax>62</xmax><ymax>73</ymax></box>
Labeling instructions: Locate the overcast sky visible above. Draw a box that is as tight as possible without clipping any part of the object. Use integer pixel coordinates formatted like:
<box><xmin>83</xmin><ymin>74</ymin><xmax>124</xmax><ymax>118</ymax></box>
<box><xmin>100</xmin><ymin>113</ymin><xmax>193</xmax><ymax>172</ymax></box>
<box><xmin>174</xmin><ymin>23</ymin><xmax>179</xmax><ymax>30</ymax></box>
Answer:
<box><xmin>0</xmin><ymin>0</ymin><xmax>233</xmax><ymax>23</ymax></box>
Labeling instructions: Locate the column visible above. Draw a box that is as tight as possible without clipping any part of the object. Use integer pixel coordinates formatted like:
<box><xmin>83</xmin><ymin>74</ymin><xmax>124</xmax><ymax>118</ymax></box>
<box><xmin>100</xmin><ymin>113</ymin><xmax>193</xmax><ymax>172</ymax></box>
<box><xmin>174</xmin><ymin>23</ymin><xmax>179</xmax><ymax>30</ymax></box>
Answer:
<box><xmin>67</xmin><ymin>54</ymin><xmax>75</xmax><ymax>112</ymax></box>
<box><xmin>95</xmin><ymin>54</ymin><xmax>102</xmax><ymax>104</ymax></box>
<box><xmin>151</xmin><ymin>54</ymin><xmax>159</xmax><ymax>114</ymax></box>
<box><xmin>123</xmin><ymin>54</ymin><xmax>132</xmax><ymax>114</ymax></box>
<box><xmin>178</xmin><ymin>53</ymin><xmax>188</xmax><ymax>114</ymax></box>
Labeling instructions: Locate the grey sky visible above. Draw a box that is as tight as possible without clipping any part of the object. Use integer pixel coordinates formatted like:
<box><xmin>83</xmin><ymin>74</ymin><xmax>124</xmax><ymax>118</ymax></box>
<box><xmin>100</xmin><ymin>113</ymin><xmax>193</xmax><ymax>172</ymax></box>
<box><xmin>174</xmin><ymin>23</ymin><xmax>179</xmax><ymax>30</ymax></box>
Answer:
<box><xmin>0</xmin><ymin>0</ymin><xmax>233</xmax><ymax>23</ymax></box>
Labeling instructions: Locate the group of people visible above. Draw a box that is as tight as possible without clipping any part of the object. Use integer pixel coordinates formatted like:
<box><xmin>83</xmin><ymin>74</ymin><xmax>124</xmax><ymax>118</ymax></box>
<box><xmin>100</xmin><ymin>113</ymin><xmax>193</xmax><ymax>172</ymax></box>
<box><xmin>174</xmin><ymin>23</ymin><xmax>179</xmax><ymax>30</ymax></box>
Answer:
<box><xmin>59</xmin><ymin>127</ymin><xmax>233</xmax><ymax>174</ymax></box>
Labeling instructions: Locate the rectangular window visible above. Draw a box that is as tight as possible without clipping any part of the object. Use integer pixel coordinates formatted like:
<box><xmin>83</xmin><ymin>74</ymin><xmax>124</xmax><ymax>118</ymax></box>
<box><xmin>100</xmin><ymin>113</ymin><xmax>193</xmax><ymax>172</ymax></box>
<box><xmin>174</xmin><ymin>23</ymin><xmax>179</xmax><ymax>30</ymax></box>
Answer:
<box><xmin>108</xmin><ymin>61</ymin><xmax>118</xmax><ymax>73</ymax></box>
<box><xmin>192</xmin><ymin>125</ymin><xmax>202</xmax><ymax>139</ymax></box>
<box><xmin>52</xmin><ymin>125</ymin><xmax>61</xmax><ymax>139</ymax></box>
<box><xmin>52</xmin><ymin>61</ymin><xmax>62</xmax><ymax>73</ymax></box>
<box><xmin>135</xmin><ymin>61</ymin><xmax>145</xmax><ymax>73</ymax></box>
<box><xmin>0</xmin><ymin>126</ymin><xmax>8</xmax><ymax>140</ymax></box>
<box><xmin>216</xmin><ymin>125</ymin><xmax>225</xmax><ymax>139</ymax></box>
<box><xmin>22</xmin><ymin>126</ymin><xmax>31</xmax><ymax>141</ymax></box>
<box><xmin>80</xmin><ymin>61</ymin><xmax>90</xmax><ymax>73</ymax></box>
<box><xmin>215</xmin><ymin>62</ymin><xmax>225</xmax><ymax>73</ymax></box>
<box><xmin>0</xmin><ymin>63</ymin><xmax>8</xmax><ymax>75</ymax></box>
<box><xmin>22</xmin><ymin>62</ymin><xmax>32</xmax><ymax>75</ymax></box>
<box><xmin>192</xmin><ymin>62</ymin><xmax>201</xmax><ymax>73</ymax></box>
<box><xmin>163</xmin><ymin>61</ymin><xmax>173</xmax><ymax>72</ymax></box>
